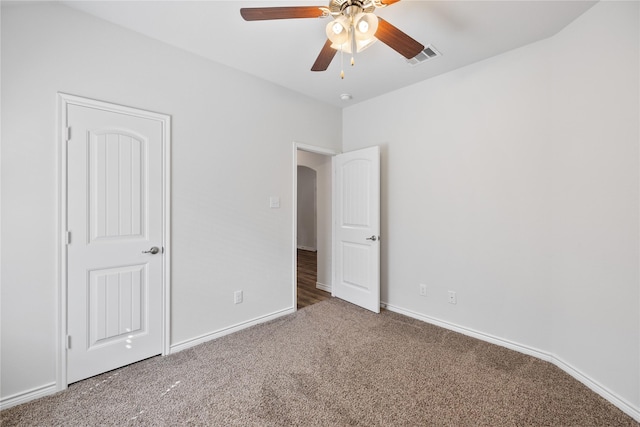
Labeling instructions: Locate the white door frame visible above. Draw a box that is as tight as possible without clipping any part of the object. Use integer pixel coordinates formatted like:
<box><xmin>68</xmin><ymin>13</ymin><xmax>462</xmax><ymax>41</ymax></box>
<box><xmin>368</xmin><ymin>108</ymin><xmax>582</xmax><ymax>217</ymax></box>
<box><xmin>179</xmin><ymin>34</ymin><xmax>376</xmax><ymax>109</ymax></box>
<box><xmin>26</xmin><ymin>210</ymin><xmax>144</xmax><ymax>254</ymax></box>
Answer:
<box><xmin>57</xmin><ymin>93</ymin><xmax>171</xmax><ymax>390</ymax></box>
<box><xmin>292</xmin><ymin>142</ymin><xmax>339</xmax><ymax>308</ymax></box>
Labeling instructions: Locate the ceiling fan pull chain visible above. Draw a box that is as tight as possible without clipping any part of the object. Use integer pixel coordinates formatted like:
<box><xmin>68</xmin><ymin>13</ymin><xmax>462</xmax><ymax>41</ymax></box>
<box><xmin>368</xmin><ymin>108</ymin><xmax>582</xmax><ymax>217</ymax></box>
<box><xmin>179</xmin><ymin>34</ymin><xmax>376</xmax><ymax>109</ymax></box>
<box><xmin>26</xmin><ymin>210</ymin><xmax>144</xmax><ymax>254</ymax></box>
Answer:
<box><xmin>351</xmin><ymin>25</ymin><xmax>356</xmax><ymax>66</ymax></box>
<box><xmin>340</xmin><ymin>45</ymin><xmax>345</xmax><ymax>79</ymax></box>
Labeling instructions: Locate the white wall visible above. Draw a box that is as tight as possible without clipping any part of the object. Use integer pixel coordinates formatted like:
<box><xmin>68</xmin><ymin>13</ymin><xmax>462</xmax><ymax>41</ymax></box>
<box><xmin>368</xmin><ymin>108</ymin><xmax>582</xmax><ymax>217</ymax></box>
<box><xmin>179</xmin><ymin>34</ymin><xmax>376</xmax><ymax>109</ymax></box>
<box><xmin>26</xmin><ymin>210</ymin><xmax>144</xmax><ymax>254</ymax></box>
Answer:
<box><xmin>548</xmin><ymin>0</ymin><xmax>639</xmax><ymax>409</ymax></box>
<box><xmin>2</xmin><ymin>0</ymin><xmax>638</xmax><ymax>418</ymax></box>
<box><xmin>343</xmin><ymin>0</ymin><xmax>639</xmax><ymax>418</ymax></box>
<box><xmin>297</xmin><ymin>150</ymin><xmax>333</xmax><ymax>289</ymax></box>
<box><xmin>0</xmin><ymin>2</ymin><xmax>341</xmax><ymax>402</ymax></box>
<box><xmin>297</xmin><ymin>166</ymin><xmax>317</xmax><ymax>250</ymax></box>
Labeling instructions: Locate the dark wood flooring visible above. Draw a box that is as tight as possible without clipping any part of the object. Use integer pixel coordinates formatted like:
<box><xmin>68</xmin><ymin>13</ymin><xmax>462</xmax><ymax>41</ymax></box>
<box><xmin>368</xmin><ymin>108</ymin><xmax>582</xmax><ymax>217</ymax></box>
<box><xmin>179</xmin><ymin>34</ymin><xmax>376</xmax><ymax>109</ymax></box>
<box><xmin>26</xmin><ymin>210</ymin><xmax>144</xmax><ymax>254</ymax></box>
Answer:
<box><xmin>297</xmin><ymin>249</ymin><xmax>331</xmax><ymax>309</ymax></box>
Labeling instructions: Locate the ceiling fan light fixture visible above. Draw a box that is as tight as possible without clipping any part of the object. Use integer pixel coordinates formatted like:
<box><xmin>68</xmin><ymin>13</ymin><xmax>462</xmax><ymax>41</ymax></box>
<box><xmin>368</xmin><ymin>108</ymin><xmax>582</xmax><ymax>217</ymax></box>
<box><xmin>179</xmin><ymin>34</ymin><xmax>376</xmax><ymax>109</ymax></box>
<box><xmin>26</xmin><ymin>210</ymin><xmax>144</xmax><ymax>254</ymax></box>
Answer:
<box><xmin>330</xmin><ymin>38</ymin><xmax>376</xmax><ymax>54</ymax></box>
<box><xmin>330</xmin><ymin>13</ymin><xmax>378</xmax><ymax>54</ymax></box>
<box><xmin>357</xmin><ymin>38</ymin><xmax>377</xmax><ymax>51</ymax></box>
<box><xmin>354</xmin><ymin>12</ymin><xmax>378</xmax><ymax>41</ymax></box>
<box><xmin>326</xmin><ymin>16</ymin><xmax>350</xmax><ymax>45</ymax></box>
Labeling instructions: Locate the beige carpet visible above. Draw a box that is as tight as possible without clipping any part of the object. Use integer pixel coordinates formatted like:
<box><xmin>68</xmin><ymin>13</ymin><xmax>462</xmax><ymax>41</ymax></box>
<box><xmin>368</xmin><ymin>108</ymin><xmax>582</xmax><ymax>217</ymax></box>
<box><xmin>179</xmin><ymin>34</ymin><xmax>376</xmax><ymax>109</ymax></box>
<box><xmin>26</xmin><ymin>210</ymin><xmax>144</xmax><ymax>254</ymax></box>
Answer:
<box><xmin>1</xmin><ymin>298</ymin><xmax>637</xmax><ymax>426</ymax></box>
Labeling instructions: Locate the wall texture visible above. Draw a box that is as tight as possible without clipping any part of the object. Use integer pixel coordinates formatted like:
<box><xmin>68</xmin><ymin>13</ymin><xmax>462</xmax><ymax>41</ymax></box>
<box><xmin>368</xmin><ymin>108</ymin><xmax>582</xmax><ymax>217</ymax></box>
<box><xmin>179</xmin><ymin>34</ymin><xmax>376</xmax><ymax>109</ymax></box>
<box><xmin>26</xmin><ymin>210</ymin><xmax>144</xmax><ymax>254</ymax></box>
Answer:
<box><xmin>1</xmin><ymin>2</ymin><xmax>341</xmax><ymax>402</ymax></box>
<box><xmin>343</xmin><ymin>0</ymin><xmax>639</xmax><ymax>418</ymax></box>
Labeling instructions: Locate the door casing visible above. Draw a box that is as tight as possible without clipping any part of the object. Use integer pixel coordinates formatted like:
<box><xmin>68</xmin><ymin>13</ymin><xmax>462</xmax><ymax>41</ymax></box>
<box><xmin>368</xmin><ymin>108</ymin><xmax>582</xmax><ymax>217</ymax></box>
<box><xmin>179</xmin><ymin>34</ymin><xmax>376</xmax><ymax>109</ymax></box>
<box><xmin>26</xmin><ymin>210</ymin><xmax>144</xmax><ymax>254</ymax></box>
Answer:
<box><xmin>57</xmin><ymin>93</ymin><xmax>171</xmax><ymax>391</ymax></box>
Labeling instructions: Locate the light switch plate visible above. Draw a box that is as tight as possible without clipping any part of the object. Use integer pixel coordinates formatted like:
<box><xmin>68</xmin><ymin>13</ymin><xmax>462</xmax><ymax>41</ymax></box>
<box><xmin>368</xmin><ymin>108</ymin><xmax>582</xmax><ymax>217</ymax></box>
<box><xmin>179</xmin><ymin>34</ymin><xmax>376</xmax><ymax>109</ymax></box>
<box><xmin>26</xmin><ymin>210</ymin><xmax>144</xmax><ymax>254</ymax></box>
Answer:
<box><xmin>269</xmin><ymin>196</ymin><xmax>280</xmax><ymax>208</ymax></box>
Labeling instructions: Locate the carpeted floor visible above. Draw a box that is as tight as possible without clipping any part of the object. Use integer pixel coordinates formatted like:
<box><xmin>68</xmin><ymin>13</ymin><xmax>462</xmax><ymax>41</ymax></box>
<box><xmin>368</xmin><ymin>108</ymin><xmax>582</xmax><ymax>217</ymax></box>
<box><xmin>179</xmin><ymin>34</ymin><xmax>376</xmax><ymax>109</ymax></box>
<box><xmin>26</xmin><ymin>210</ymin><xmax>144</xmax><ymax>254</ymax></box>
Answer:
<box><xmin>1</xmin><ymin>298</ymin><xmax>637</xmax><ymax>426</ymax></box>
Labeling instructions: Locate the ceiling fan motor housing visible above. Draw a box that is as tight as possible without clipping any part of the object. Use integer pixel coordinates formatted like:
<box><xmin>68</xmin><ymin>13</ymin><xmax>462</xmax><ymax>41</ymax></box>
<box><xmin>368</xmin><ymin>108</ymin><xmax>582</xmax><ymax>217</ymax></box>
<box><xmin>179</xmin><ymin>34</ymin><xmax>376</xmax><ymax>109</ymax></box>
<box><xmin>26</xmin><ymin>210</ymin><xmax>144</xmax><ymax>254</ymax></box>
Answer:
<box><xmin>329</xmin><ymin>0</ymin><xmax>375</xmax><ymax>15</ymax></box>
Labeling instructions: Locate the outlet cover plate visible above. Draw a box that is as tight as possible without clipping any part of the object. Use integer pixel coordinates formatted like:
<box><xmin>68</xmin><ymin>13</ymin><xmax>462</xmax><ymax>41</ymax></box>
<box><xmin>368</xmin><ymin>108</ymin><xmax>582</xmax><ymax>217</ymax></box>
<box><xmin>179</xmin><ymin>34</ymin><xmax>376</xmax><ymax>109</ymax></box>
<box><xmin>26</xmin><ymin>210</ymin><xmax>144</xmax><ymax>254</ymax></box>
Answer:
<box><xmin>448</xmin><ymin>291</ymin><xmax>457</xmax><ymax>304</ymax></box>
<box><xmin>234</xmin><ymin>290</ymin><xmax>243</xmax><ymax>304</ymax></box>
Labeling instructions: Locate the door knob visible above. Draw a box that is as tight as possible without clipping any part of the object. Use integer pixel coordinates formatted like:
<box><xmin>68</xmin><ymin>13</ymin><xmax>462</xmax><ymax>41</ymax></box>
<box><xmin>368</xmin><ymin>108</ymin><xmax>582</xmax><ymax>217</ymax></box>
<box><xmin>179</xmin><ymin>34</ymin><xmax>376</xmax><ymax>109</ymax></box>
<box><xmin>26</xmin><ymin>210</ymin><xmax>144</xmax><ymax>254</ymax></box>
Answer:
<box><xmin>366</xmin><ymin>235</ymin><xmax>378</xmax><ymax>241</ymax></box>
<box><xmin>142</xmin><ymin>246</ymin><xmax>160</xmax><ymax>254</ymax></box>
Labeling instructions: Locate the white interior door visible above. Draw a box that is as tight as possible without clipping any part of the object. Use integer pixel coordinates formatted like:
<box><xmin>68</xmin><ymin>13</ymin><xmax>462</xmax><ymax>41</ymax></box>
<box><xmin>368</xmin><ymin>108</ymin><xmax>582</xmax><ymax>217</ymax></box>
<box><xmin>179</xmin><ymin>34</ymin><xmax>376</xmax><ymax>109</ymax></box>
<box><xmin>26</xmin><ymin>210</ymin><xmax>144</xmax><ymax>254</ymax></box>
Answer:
<box><xmin>66</xmin><ymin>102</ymin><xmax>166</xmax><ymax>383</ymax></box>
<box><xmin>333</xmin><ymin>146</ymin><xmax>380</xmax><ymax>313</ymax></box>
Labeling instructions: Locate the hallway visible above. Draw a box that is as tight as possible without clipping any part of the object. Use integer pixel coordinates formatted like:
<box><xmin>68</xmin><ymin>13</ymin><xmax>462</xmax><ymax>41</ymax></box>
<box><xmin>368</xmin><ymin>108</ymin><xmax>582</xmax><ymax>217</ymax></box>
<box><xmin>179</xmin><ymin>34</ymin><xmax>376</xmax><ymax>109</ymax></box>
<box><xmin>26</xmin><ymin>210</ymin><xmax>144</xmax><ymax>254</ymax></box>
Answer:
<box><xmin>296</xmin><ymin>249</ymin><xmax>331</xmax><ymax>309</ymax></box>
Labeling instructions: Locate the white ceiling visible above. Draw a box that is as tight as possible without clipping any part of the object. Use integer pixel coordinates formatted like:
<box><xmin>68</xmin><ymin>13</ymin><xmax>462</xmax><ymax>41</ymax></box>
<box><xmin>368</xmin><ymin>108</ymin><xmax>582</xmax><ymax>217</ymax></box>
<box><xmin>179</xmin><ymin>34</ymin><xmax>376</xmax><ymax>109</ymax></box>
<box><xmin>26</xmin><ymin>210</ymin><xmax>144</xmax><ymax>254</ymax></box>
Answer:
<box><xmin>61</xmin><ymin>0</ymin><xmax>597</xmax><ymax>107</ymax></box>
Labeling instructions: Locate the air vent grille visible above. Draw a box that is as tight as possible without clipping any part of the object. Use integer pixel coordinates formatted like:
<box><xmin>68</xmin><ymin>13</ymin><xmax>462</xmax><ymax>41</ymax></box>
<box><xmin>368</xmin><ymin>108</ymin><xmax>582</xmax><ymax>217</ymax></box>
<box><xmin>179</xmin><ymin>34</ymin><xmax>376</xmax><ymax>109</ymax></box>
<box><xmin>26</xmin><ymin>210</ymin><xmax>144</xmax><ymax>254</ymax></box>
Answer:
<box><xmin>407</xmin><ymin>44</ymin><xmax>442</xmax><ymax>66</ymax></box>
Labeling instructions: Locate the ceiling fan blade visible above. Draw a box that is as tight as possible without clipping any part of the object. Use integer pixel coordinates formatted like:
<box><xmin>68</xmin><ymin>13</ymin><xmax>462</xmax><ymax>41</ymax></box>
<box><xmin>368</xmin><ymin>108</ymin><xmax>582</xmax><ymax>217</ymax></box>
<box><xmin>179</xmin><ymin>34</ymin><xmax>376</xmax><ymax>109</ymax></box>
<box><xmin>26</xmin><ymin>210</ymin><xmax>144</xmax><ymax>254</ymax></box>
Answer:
<box><xmin>240</xmin><ymin>6</ymin><xmax>326</xmax><ymax>21</ymax></box>
<box><xmin>311</xmin><ymin>39</ymin><xmax>337</xmax><ymax>72</ymax></box>
<box><xmin>375</xmin><ymin>17</ymin><xmax>424</xmax><ymax>59</ymax></box>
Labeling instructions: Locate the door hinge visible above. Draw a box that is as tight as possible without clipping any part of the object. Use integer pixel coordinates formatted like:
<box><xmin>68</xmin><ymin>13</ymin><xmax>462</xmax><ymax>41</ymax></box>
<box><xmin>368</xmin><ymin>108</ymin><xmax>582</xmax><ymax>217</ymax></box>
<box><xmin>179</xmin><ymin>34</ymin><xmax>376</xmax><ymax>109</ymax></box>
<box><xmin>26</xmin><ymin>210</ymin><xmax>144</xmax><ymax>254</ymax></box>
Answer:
<box><xmin>67</xmin><ymin>335</ymin><xmax>72</xmax><ymax>349</ymax></box>
<box><xmin>66</xmin><ymin>126</ymin><xmax>71</xmax><ymax>141</ymax></box>
<box><xmin>65</xmin><ymin>230</ymin><xmax>71</xmax><ymax>245</ymax></box>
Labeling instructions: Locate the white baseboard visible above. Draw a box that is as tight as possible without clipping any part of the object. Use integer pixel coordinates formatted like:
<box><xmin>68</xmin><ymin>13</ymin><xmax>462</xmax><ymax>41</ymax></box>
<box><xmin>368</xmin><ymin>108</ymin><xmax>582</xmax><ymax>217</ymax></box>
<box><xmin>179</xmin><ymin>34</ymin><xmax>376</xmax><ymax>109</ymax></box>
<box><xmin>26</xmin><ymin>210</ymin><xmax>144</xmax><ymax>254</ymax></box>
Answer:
<box><xmin>381</xmin><ymin>302</ymin><xmax>549</xmax><ymax>359</ymax></box>
<box><xmin>0</xmin><ymin>382</ymin><xmax>58</xmax><ymax>410</ymax></box>
<box><xmin>551</xmin><ymin>354</ymin><xmax>640</xmax><ymax>422</ymax></box>
<box><xmin>381</xmin><ymin>301</ymin><xmax>640</xmax><ymax>423</ymax></box>
<box><xmin>316</xmin><ymin>282</ymin><xmax>331</xmax><ymax>292</ymax></box>
<box><xmin>296</xmin><ymin>246</ymin><xmax>316</xmax><ymax>252</ymax></box>
<box><xmin>4</xmin><ymin>304</ymin><xmax>637</xmax><ymax>423</ymax></box>
<box><xmin>170</xmin><ymin>307</ymin><xmax>296</xmax><ymax>354</ymax></box>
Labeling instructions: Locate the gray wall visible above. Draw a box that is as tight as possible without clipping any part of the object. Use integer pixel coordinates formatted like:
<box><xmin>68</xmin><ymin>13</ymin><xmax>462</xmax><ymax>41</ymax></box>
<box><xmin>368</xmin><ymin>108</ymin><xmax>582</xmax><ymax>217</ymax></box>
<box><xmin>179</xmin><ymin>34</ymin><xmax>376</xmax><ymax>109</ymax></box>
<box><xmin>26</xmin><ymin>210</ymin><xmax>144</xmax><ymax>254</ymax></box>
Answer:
<box><xmin>343</xmin><ymin>0</ymin><xmax>639</xmax><ymax>414</ymax></box>
<box><xmin>297</xmin><ymin>166</ymin><xmax>317</xmax><ymax>251</ymax></box>
<box><xmin>297</xmin><ymin>150</ymin><xmax>333</xmax><ymax>289</ymax></box>
<box><xmin>1</xmin><ymin>2</ymin><xmax>341</xmax><ymax>402</ymax></box>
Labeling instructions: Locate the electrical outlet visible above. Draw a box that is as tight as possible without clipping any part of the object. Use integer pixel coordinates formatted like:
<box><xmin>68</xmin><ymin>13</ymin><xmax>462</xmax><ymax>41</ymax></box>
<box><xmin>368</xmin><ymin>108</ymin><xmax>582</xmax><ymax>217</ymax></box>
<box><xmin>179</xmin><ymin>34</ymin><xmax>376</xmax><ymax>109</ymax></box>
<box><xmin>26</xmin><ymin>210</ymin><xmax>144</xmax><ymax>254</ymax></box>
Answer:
<box><xmin>419</xmin><ymin>284</ymin><xmax>427</xmax><ymax>296</ymax></box>
<box><xmin>234</xmin><ymin>290</ymin><xmax>243</xmax><ymax>304</ymax></box>
<box><xmin>448</xmin><ymin>291</ymin><xmax>457</xmax><ymax>305</ymax></box>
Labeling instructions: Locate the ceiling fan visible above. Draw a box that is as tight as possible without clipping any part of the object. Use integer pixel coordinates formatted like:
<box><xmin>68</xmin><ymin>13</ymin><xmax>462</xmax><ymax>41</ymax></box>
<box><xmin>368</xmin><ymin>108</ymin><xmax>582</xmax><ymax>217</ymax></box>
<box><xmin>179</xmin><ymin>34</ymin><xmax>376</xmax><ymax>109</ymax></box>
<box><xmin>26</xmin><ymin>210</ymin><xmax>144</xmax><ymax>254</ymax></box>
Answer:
<box><xmin>240</xmin><ymin>0</ymin><xmax>425</xmax><ymax>78</ymax></box>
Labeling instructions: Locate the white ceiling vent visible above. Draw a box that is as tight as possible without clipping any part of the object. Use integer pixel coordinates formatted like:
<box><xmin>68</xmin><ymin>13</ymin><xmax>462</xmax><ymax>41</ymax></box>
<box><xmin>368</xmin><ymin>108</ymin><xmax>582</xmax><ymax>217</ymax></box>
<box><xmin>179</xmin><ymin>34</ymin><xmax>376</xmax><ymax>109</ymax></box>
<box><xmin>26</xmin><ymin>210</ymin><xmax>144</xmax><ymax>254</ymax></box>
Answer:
<box><xmin>406</xmin><ymin>45</ymin><xmax>442</xmax><ymax>66</ymax></box>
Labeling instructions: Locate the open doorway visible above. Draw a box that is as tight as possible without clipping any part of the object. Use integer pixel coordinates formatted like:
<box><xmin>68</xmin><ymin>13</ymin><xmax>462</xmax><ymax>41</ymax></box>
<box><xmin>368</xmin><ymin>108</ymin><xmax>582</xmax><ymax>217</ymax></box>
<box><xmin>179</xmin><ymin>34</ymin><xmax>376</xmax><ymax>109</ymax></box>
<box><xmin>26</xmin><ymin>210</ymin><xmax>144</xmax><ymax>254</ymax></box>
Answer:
<box><xmin>295</xmin><ymin>145</ymin><xmax>336</xmax><ymax>309</ymax></box>
<box><xmin>294</xmin><ymin>143</ymin><xmax>381</xmax><ymax>312</ymax></box>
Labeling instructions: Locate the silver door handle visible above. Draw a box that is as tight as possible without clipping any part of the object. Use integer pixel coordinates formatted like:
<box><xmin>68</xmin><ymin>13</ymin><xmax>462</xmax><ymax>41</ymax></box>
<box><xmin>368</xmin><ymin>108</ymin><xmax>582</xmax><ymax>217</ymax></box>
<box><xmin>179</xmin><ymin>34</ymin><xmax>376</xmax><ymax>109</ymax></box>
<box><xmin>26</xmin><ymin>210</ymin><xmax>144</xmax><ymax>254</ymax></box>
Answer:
<box><xmin>366</xmin><ymin>235</ymin><xmax>378</xmax><ymax>241</ymax></box>
<box><xmin>142</xmin><ymin>246</ymin><xmax>160</xmax><ymax>254</ymax></box>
